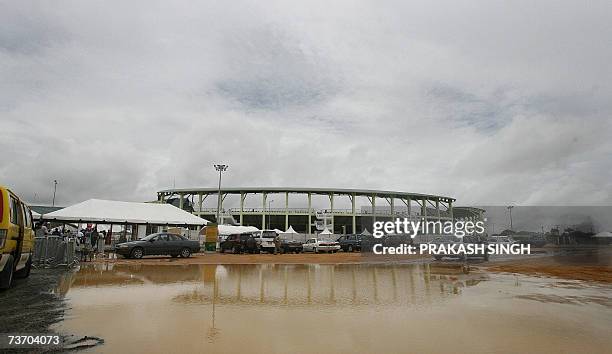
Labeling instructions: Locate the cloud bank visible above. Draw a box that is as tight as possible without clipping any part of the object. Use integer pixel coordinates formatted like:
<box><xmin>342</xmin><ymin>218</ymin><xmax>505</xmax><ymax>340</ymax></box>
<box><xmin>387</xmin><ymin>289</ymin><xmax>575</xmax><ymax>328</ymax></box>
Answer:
<box><xmin>1</xmin><ymin>0</ymin><xmax>611</xmax><ymax>207</ymax></box>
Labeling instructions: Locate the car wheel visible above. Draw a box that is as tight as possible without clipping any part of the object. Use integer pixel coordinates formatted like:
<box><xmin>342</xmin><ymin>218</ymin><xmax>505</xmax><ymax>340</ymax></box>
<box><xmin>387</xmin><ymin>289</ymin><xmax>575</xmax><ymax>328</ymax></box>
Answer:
<box><xmin>15</xmin><ymin>255</ymin><xmax>32</xmax><ymax>279</ymax></box>
<box><xmin>131</xmin><ymin>247</ymin><xmax>144</xmax><ymax>259</ymax></box>
<box><xmin>348</xmin><ymin>245</ymin><xmax>354</xmax><ymax>252</ymax></box>
<box><xmin>0</xmin><ymin>256</ymin><xmax>14</xmax><ymax>289</ymax></box>
<box><xmin>180</xmin><ymin>248</ymin><xmax>191</xmax><ymax>258</ymax></box>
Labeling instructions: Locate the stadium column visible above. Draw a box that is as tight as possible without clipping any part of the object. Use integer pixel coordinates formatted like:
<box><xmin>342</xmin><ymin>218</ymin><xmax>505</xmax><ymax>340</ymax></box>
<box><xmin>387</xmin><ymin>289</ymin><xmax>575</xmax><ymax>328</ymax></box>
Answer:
<box><xmin>422</xmin><ymin>198</ymin><xmax>428</xmax><ymax>225</ymax></box>
<box><xmin>240</xmin><ymin>192</ymin><xmax>245</xmax><ymax>225</ymax></box>
<box><xmin>179</xmin><ymin>193</ymin><xmax>184</xmax><ymax>210</ymax></box>
<box><xmin>330</xmin><ymin>193</ymin><xmax>334</xmax><ymax>233</ymax></box>
<box><xmin>448</xmin><ymin>200</ymin><xmax>453</xmax><ymax>221</ymax></box>
<box><xmin>262</xmin><ymin>192</ymin><xmax>267</xmax><ymax>230</ymax></box>
<box><xmin>436</xmin><ymin>198</ymin><xmax>440</xmax><ymax>221</ymax></box>
<box><xmin>390</xmin><ymin>197</ymin><xmax>394</xmax><ymax>220</ymax></box>
<box><xmin>351</xmin><ymin>193</ymin><xmax>356</xmax><ymax>234</ymax></box>
<box><xmin>307</xmin><ymin>193</ymin><xmax>312</xmax><ymax>235</ymax></box>
<box><xmin>371</xmin><ymin>194</ymin><xmax>376</xmax><ymax>224</ymax></box>
<box><xmin>407</xmin><ymin>197</ymin><xmax>411</xmax><ymax>220</ymax></box>
<box><xmin>285</xmin><ymin>191</ymin><xmax>289</xmax><ymax>231</ymax></box>
<box><xmin>198</xmin><ymin>193</ymin><xmax>202</xmax><ymax>215</ymax></box>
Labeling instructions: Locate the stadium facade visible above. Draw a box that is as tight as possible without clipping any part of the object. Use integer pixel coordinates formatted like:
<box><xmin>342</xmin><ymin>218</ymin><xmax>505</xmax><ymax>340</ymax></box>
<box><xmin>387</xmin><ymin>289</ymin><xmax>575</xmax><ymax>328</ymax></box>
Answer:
<box><xmin>156</xmin><ymin>187</ymin><xmax>481</xmax><ymax>235</ymax></box>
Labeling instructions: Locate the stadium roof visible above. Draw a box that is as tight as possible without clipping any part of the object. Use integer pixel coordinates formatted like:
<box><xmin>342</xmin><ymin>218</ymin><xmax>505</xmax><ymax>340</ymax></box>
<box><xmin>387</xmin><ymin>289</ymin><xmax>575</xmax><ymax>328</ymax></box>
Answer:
<box><xmin>158</xmin><ymin>187</ymin><xmax>455</xmax><ymax>202</ymax></box>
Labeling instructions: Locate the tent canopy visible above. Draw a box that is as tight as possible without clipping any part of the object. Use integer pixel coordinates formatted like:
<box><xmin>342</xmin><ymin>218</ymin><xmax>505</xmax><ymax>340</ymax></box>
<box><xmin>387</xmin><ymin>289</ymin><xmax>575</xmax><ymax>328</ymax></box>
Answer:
<box><xmin>319</xmin><ymin>227</ymin><xmax>333</xmax><ymax>235</ymax></box>
<box><xmin>284</xmin><ymin>226</ymin><xmax>298</xmax><ymax>234</ymax></box>
<box><xmin>212</xmin><ymin>224</ymin><xmax>260</xmax><ymax>236</ymax></box>
<box><xmin>43</xmin><ymin>199</ymin><xmax>209</xmax><ymax>226</ymax></box>
<box><xmin>594</xmin><ymin>231</ymin><xmax>612</xmax><ymax>238</ymax></box>
<box><xmin>360</xmin><ymin>228</ymin><xmax>371</xmax><ymax>235</ymax></box>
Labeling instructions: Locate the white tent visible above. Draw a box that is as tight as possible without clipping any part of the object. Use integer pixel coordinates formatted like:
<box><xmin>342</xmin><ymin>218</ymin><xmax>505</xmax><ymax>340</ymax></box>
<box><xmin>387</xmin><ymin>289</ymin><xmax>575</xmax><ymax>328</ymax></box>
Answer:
<box><xmin>319</xmin><ymin>227</ymin><xmax>333</xmax><ymax>235</ymax></box>
<box><xmin>215</xmin><ymin>224</ymin><xmax>260</xmax><ymax>236</ymax></box>
<box><xmin>361</xmin><ymin>228</ymin><xmax>371</xmax><ymax>236</ymax></box>
<box><xmin>31</xmin><ymin>210</ymin><xmax>41</xmax><ymax>220</ymax></box>
<box><xmin>273</xmin><ymin>228</ymin><xmax>284</xmax><ymax>234</ymax></box>
<box><xmin>284</xmin><ymin>226</ymin><xmax>298</xmax><ymax>234</ymax></box>
<box><xmin>43</xmin><ymin>199</ymin><xmax>209</xmax><ymax>226</ymax></box>
<box><xmin>594</xmin><ymin>231</ymin><xmax>612</xmax><ymax>238</ymax></box>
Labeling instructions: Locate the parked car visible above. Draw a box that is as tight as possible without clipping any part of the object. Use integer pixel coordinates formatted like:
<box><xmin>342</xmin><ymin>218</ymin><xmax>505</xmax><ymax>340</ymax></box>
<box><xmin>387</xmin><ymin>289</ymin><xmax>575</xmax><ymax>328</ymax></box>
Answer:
<box><xmin>220</xmin><ymin>233</ymin><xmax>258</xmax><ymax>253</ymax></box>
<box><xmin>280</xmin><ymin>239</ymin><xmax>303</xmax><ymax>253</ymax></box>
<box><xmin>253</xmin><ymin>230</ymin><xmax>278</xmax><ymax>253</ymax></box>
<box><xmin>489</xmin><ymin>235</ymin><xmax>515</xmax><ymax>245</ymax></box>
<box><xmin>516</xmin><ymin>235</ymin><xmax>547</xmax><ymax>248</ymax></box>
<box><xmin>115</xmin><ymin>232</ymin><xmax>200</xmax><ymax>259</ymax></box>
<box><xmin>336</xmin><ymin>234</ymin><xmax>362</xmax><ymax>252</ymax></box>
<box><xmin>302</xmin><ymin>238</ymin><xmax>341</xmax><ymax>253</ymax></box>
<box><xmin>431</xmin><ymin>235</ymin><xmax>489</xmax><ymax>261</ymax></box>
<box><xmin>0</xmin><ymin>185</ymin><xmax>35</xmax><ymax>289</ymax></box>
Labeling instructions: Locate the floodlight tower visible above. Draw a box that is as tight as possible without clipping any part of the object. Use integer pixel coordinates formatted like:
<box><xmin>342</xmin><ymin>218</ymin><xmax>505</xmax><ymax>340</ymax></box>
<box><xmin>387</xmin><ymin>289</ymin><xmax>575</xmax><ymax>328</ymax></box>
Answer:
<box><xmin>214</xmin><ymin>164</ymin><xmax>228</xmax><ymax>224</ymax></box>
<box><xmin>52</xmin><ymin>180</ymin><xmax>58</xmax><ymax>206</ymax></box>
<box><xmin>507</xmin><ymin>205</ymin><xmax>514</xmax><ymax>230</ymax></box>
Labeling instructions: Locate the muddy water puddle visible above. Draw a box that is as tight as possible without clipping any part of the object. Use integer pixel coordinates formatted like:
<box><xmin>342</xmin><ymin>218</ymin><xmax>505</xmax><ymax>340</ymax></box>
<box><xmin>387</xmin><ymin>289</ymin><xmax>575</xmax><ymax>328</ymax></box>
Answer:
<box><xmin>52</xmin><ymin>263</ymin><xmax>612</xmax><ymax>353</ymax></box>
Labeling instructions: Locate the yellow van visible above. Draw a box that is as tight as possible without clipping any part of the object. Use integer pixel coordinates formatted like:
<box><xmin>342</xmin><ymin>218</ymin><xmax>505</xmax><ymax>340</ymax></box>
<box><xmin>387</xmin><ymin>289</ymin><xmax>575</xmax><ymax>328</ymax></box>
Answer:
<box><xmin>0</xmin><ymin>185</ymin><xmax>35</xmax><ymax>289</ymax></box>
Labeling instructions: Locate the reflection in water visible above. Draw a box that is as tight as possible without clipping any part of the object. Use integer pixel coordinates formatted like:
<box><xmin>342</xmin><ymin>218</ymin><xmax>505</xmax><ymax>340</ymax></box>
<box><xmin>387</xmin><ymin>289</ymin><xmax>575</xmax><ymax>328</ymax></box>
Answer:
<box><xmin>52</xmin><ymin>263</ymin><xmax>612</xmax><ymax>354</ymax></box>
<box><xmin>62</xmin><ymin>263</ymin><xmax>481</xmax><ymax>308</ymax></box>
<box><xmin>173</xmin><ymin>263</ymin><xmax>480</xmax><ymax>307</ymax></box>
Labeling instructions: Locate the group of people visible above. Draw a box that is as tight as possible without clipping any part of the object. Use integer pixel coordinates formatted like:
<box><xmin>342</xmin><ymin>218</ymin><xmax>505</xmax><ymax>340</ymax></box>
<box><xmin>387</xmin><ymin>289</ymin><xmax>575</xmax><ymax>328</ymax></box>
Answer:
<box><xmin>36</xmin><ymin>222</ymin><xmax>109</xmax><ymax>261</ymax></box>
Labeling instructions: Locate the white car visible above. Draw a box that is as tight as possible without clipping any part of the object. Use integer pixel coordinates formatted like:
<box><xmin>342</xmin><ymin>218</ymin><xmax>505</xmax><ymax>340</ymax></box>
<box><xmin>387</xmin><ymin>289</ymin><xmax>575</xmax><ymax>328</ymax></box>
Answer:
<box><xmin>489</xmin><ymin>236</ymin><xmax>515</xmax><ymax>244</ymax></box>
<box><xmin>302</xmin><ymin>238</ymin><xmax>341</xmax><ymax>253</ymax></box>
<box><xmin>253</xmin><ymin>230</ymin><xmax>278</xmax><ymax>253</ymax></box>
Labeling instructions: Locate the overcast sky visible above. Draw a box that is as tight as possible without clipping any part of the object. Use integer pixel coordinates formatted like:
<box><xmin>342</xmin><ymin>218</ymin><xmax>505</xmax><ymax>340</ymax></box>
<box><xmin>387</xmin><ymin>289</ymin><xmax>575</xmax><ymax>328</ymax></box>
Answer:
<box><xmin>1</xmin><ymin>0</ymin><xmax>611</xmax><ymax>208</ymax></box>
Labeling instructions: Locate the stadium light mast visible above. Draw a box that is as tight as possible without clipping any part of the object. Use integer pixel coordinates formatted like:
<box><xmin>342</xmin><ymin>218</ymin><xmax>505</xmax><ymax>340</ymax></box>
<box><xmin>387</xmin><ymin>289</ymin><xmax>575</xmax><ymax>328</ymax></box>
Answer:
<box><xmin>268</xmin><ymin>199</ymin><xmax>274</xmax><ymax>229</ymax></box>
<box><xmin>214</xmin><ymin>164</ymin><xmax>228</xmax><ymax>224</ymax></box>
<box><xmin>507</xmin><ymin>205</ymin><xmax>514</xmax><ymax>230</ymax></box>
<box><xmin>52</xmin><ymin>180</ymin><xmax>58</xmax><ymax>206</ymax></box>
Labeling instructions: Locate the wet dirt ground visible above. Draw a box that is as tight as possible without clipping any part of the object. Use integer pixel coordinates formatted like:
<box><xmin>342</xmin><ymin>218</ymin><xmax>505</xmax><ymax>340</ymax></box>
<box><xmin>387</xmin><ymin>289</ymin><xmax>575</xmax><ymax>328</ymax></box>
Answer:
<box><xmin>484</xmin><ymin>247</ymin><xmax>612</xmax><ymax>283</ymax></box>
<box><xmin>2</xmin><ymin>247</ymin><xmax>611</xmax><ymax>353</ymax></box>
<box><xmin>0</xmin><ymin>268</ymin><xmax>68</xmax><ymax>334</ymax></box>
<box><xmin>87</xmin><ymin>251</ymin><xmax>432</xmax><ymax>265</ymax></box>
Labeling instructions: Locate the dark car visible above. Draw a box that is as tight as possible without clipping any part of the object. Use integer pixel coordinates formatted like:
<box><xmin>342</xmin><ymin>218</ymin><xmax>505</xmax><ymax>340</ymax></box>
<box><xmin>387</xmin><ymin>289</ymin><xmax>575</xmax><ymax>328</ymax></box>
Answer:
<box><xmin>114</xmin><ymin>232</ymin><xmax>200</xmax><ymax>259</ymax></box>
<box><xmin>337</xmin><ymin>234</ymin><xmax>363</xmax><ymax>252</ymax></box>
<box><xmin>220</xmin><ymin>233</ymin><xmax>257</xmax><ymax>253</ymax></box>
<box><xmin>431</xmin><ymin>235</ymin><xmax>488</xmax><ymax>261</ymax></box>
<box><xmin>280</xmin><ymin>239</ymin><xmax>303</xmax><ymax>253</ymax></box>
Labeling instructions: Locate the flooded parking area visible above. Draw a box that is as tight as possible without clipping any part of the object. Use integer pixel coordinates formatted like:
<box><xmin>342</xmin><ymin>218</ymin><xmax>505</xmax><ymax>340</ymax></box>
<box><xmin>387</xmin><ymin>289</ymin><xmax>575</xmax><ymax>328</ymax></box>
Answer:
<box><xmin>52</xmin><ymin>262</ymin><xmax>612</xmax><ymax>353</ymax></box>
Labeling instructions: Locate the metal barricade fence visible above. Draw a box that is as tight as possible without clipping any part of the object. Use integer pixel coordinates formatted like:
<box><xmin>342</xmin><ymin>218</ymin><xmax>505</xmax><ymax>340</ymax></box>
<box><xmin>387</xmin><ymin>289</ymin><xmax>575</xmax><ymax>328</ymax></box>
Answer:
<box><xmin>33</xmin><ymin>236</ymin><xmax>78</xmax><ymax>268</ymax></box>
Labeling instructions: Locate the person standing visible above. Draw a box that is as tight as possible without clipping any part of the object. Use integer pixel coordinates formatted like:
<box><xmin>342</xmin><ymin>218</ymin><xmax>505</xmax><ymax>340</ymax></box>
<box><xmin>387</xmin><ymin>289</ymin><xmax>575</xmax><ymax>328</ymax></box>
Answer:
<box><xmin>274</xmin><ymin>234</ymin><xmax>281</xmax><ymax>255</ymax></box>
<box><xmin>91</xmin><ymin>228</ymin><xmax>99</xmax><ymax>254</ymax></box>
<box><xmin>246</xmin><ymin>235</ymin><xmax>256</xmax><ymax>254</ymax></box>
<box><xmin>98</xmin><ymin>230</ymin><xmax>106</xmax><ymax>254</ymax></box>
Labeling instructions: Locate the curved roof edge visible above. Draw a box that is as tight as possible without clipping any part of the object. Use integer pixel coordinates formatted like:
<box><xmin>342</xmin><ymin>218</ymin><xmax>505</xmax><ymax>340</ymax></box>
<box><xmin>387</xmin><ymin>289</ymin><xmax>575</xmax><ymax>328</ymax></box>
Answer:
<box><xmin>158</xmin><ymin>187</ymin><xmax>455</xmax><ymax>202</ymax></box>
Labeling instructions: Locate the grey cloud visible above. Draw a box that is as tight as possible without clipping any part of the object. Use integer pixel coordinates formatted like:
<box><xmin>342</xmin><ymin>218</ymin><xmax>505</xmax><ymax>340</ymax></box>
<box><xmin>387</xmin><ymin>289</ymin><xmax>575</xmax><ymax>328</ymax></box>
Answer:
<box><xmin>0</xmin><ymin>0</ymin><xmax>610</xmax><ymax>208</ymax></box>
<box><xmin>215</xmin><ymin>26</ymin><xmax>342</xmax><ymax>110</ymax></box>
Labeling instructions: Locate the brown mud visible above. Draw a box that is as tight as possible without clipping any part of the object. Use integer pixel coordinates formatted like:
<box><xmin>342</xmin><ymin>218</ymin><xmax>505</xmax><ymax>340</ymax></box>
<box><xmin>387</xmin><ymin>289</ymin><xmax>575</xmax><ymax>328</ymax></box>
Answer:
<box><xmin>483</xmin><ymin>247</ymin><xmax>612</xmax><ymax>283</ymax></box>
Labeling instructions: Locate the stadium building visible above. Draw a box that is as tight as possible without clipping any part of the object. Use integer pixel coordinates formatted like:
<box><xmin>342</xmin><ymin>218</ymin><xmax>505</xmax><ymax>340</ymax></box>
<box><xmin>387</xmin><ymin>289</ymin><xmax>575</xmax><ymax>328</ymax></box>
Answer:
<box><xmin>157</xmin><ymin>187</ymin><xmax>460</xmax><ymax>234</ymax></box>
